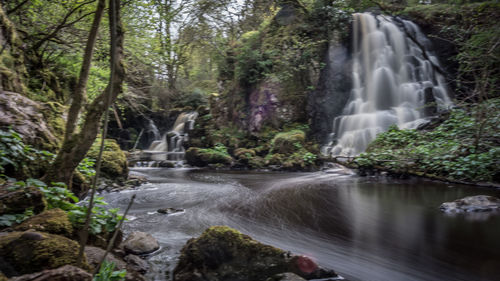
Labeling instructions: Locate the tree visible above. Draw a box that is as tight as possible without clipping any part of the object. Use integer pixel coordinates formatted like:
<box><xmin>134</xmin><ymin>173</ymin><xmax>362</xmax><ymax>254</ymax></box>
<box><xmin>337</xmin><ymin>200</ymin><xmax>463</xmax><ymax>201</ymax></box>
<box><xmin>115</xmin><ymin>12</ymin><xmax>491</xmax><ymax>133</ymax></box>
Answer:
<box><xmin>45</xmin><ymin>0</ymin><xmax>125</xmax><ymax>191</ymax></box>
<box><xmin>65</xmin><ymin>0</ymin><xmax>106</xmax><ymax>141</ymax></box>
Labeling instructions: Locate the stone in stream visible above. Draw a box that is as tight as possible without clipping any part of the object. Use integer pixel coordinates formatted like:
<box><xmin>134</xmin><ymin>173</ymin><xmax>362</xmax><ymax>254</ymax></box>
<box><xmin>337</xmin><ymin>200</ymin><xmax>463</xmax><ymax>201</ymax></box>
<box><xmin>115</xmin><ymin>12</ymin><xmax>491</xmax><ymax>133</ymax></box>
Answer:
<box><xmin>122</xmin><ymin>231</ymin><xmax>160</xmax><ymax>255</ymax></box>
<box><xmin>157</xmin><ymin>207</ymin><xmax>184</xmax><ymax>215</ymax></box>
<box><xmin>173</xmin><ymin>226</ymin><xmax>339</xmax><ymax>281</ymax></box>
<box><xmin>440</xmin><ymin>195</ymin><xmax>500</xmax><ymax>213</ymax></box>
<box><xmin>124</xmin><ymin>254</ymin><xmax>150</xmax><ymax>274</ymax></box>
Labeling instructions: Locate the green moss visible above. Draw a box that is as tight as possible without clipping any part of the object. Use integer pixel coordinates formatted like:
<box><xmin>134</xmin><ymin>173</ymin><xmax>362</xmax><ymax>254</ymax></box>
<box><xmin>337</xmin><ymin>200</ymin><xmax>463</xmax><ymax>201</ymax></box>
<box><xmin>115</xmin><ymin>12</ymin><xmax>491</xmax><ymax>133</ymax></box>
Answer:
<box><xmin>0</xmin><ymin>231</ymin><xmax>89</xmax><ymax>276</ymax></box>
<box><xmin>41</xmin><ymin>101</ymin><xmax>66</xmax><ymax>146</ymax></box>
<box><xmin>270</xmin><ymin>129</ymin><xmax>305</xmax><ymax>154</ymax></box>
<box><xmin>87</xmin><ymin>139</ymin><xmax>128</xmax><ymax>179</ymax></box>
<box><xmin>185</xmin><ymin>147</ymin><xmax>233</xmax><ymax>167</ymax></box>
<box><xmin>175</xmin><ymin>226</ymin><xmax>289</xmax><ymax>281</ymax></box>
<box><xmin>14</xmin><ymin>208</ymin><xmax>73</xmax><ymax>237</ymax></box>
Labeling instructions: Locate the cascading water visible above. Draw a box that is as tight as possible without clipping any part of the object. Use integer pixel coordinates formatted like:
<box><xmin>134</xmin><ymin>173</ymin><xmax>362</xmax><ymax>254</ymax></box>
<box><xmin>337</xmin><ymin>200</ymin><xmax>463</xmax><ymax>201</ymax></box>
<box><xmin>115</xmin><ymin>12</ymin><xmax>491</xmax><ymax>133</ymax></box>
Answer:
<box><xmin>322</xmin><ymin>13</ymin><xmax>452</xmax><ymax>157</ymax></box>
<box><xmin>143</xmin><ymin>111</ymin><xmax>198</xmax><ymax>163</ymax></box>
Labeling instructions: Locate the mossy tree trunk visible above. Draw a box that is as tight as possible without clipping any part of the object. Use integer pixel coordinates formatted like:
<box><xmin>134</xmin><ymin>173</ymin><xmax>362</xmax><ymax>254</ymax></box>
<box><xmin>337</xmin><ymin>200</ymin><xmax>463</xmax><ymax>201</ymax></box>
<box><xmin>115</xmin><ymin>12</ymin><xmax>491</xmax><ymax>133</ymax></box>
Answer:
<box><xmin>44</xmin><ymin>0</ymin><xmax>125</xmax><ymax>191</ymax></box>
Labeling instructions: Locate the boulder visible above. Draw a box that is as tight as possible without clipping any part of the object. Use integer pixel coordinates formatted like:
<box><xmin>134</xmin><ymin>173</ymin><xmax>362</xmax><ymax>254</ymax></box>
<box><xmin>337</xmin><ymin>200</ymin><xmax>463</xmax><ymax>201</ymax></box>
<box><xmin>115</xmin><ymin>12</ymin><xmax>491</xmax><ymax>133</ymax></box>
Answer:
<box><xmin>122</xmin><ymin>231</ymin><xmax>160</xmax><ymax>255</ymax></box>
<box><xmin>14</xmin><ymin>208</ymin><xmax>73</xmax><ymax>237</ymax></box>
<box><xmin>440</xmin><ymin>195</ymin><xmax>500</xmax><ymax>213</ymax></box>
<box><xmin>124</xmin><ymin>254</ymin><xmax>149</xmax><ymax>274</ymax></box>
<box><xmin>270</xmin><ymin>130</ymin><xmax>305</xmax><ymax>154</ymax></box>
<box><xmin>9</xmin><ymin>265</ymin><xmax>92</xmax><ymax>281</ymax></box>
<box><xmin>173</xmin><ymin>226</ymin><xmax>338</xmax><ymax>281</ymax></box>
<box><xmin>0</xmin><ymin>231</ymin><xmax>88</xmax><ymax>277</ymax></box>
<box><xmin>87</xmin><ymin>139</ymin><xmax>128</xmax><ymax>179</ymax></box>
<box><xmin>0</xmin><ymin>185</ymin><xmax>46</xmax><ymax>216</ymax></box>
<box><xmin>126</xmin><ymin>174</ymin><xmax>148</xmax><ymax>187</ymax></box>
<box><xmin>84</xmin><ymin>246</ymin><xmax>127</xmax><ymax>272</ymax></box>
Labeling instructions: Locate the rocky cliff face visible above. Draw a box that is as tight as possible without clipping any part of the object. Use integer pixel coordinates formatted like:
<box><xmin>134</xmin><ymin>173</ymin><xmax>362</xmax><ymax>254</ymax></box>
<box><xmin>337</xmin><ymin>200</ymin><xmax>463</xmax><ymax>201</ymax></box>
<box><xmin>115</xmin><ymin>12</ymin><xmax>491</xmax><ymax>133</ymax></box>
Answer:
<box><xmin>308</xmin><ymin>33</ymin><xmax>351</xmax><ymax>143</ymax></box>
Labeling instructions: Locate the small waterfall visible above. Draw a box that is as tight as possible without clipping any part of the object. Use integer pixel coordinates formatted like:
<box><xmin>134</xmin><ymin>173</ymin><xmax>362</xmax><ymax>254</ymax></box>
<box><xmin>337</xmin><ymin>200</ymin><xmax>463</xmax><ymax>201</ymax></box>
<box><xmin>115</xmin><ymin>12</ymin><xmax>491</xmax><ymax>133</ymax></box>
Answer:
<box><xmin>144</xmin><ymin>111</ymin><xmax>198</xmax><ymax>163</ymax></box>
<box><xmin>322</xmin><ymin>13</ymin><xmax>452</xmax><ymax>157</ymax></box>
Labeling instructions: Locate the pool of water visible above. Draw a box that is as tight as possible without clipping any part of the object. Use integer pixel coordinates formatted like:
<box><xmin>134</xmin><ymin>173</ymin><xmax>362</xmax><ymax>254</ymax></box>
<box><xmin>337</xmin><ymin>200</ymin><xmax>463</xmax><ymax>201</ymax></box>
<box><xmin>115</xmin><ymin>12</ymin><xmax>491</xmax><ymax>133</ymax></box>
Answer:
<box><xmin>103</xmin><ymin>168</ymin><xmax>500</xmax><ymax>281</ymax></box>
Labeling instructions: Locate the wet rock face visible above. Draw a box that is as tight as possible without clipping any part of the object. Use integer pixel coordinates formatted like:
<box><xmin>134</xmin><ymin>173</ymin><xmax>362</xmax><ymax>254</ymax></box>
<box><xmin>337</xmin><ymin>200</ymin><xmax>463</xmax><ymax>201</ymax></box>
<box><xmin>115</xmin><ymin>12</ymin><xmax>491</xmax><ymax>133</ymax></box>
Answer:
<box><xmin>122</xmin><ymin>231</ymin><xmax>160</xmax><ymax>255</ymax></box>
<box><xmin>173</xmin><ymin>226</ymin><xmax>338</xmax><ymax>281</ymax></box>
<box><xmin>308</xmin><ymin>39</ymin><xmax>351</xmax><ymax>144</ymax></box>
<box><xmin>440</xmin><ymin>195</ymin><xmax>500</xmax><ymax>213</ymax></box>
<box><xmin>0</xmin><ymin>91</ymin><xmax>61</xmax><ymax>149</ymax></box>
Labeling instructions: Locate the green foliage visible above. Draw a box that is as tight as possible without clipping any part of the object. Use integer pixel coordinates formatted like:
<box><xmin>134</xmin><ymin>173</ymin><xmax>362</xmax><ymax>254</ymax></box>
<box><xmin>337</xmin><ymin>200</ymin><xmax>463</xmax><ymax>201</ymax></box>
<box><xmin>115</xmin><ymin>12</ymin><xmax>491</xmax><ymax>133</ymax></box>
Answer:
<box><xmin>234</xmin><ymin>30</ymin><xmax>272</xmax><ymax>86</ymax></box>
<box><xmin>93</xmin><ymin>261</ymin><xmax>127</xmax><ymax>281</ymax></box>
<box><xmin>77</xmin><ymin>157</ymin><xmax>96</xmax><ymax>178</ymax></box>
<box><xmin>402</xmin><ymin>2</ymin><xmax>500</xmax><ymax>99</ymax></box>
<box><xmin>0</xmin><ymin>128</ymin><xmax>96</xmax><ymax>182</ymax></box>
<box><xmin>0</xmin><ymin>129</ymin><xmax>36</xmax><ymax>173</ymax></box>
<box><xmin>0</xmin><ymin>209</ymin><xmax>34</xmax><ymax>227</ymax></box>
<box><xmin>4</xmin><ymin>177</ymin><xmax>122</xmax><ymax>235</ymax></box>
<box><xmin>356</xmin><ymin>100</ymin><xmax>500</xmax><ymax>182</ymax></box>
<box><xmin>303</xmin><ymin>152</ymin><xmax>317</xmax><ymax>165</ymax></box>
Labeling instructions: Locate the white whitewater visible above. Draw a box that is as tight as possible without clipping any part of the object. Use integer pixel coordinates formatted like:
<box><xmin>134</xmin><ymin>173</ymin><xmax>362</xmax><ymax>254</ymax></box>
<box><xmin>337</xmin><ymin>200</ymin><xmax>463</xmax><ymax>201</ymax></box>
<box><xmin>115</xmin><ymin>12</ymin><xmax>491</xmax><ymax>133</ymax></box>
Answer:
<box><xmin>323</xmin><ymin>13</ymin><xmax>452</xmax><ymax>157</ymax></box>
<box><xmin>145</xmin><ymin>111</ymin><xmax>198</xmax><ymax>161</ymax></box>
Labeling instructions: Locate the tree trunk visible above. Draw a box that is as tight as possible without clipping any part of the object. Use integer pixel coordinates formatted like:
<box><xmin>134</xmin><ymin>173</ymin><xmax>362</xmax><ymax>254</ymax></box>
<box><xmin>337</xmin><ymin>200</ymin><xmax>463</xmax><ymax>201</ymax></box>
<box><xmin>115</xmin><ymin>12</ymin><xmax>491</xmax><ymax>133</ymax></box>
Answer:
<box><xmin>45</xmin><ymin>0</ymin><xmax>125</xmax><ymax>191</ymax></box>
<box><xmin>64</xmin><ymin>0</ymin><xmax>106</xmax><ymax>141</ymax></box>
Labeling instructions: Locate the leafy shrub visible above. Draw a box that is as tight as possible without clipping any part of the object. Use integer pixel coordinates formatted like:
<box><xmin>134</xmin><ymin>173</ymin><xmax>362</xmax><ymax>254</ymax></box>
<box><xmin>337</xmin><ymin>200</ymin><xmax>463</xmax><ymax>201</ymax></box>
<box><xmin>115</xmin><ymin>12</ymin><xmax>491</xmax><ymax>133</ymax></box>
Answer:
<box><xmin>0</xmin><ymin>209</ymin><xmax>33</xmax><ymax>227</ymax></box>
<box><xmin>3</xmin><ymin>177</ymin><xmax>123</xmax><ymax>235</ymax></box>
<box><xmin>0</xmin><ymin>128</ymin><xmax>96</xmax><ymax>181</ymax></box>
<box><xmin>93</xmin><ymin>261</ymin><xmax>126</xmax><ymax>281</ymax></box>
<box><xmin>355</xmin><ymin>100</ymin><xmax>500</xmax><ymax>182</ymax></box>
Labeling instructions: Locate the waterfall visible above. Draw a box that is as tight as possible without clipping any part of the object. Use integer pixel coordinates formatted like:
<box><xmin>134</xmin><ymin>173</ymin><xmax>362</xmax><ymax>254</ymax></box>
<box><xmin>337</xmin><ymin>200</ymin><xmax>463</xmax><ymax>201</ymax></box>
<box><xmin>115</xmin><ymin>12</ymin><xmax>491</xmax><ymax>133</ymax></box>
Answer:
<box><xmin>322</xmin><ymin>13</ymin><xmax>452</xmax><ymax>157</ymax></box>
<box><xmin>144</xmin><ymin>111</ymin><xmax>198</xmax><ymax>162</ymax></box>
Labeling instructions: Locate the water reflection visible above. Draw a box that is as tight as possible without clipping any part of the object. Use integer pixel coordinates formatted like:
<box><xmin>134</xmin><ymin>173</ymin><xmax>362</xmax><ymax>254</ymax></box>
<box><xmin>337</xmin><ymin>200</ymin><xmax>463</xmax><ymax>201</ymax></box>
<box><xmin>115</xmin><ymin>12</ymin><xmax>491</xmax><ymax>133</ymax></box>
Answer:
<box><xmin>103</xmin><ymin>169</ymin><xmax>500</xmax><ymax>281</ymax></box>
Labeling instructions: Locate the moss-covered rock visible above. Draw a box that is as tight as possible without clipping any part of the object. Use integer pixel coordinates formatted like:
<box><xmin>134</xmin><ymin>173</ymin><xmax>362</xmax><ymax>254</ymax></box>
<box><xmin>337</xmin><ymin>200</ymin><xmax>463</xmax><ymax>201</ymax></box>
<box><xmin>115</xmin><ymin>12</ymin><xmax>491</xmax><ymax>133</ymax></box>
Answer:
<box><xmin>87</xmin><ymin>138</ymin><xmax>128</xmax><ymax>179</ymax></box>
<box><xmin>14</xmin><ymin>209</ymin><xmax>73</xmax><ymax>237</ymax></box>
<box><xmin>0</xmin><ymin>185</ymin><xmax>46</xmax><ymax>216</ymax></box>
<box><xmin>0</xmin><ymin>231</ymin><xmax>89</xmax><ymax>277</ymax></box>
<box><xmin>185</xmin><ymin>147</ymin><xmax>233</xmax><ymax>167</ymax></box>
<box><xmin>270</xmin><ymin>130</ymin><xmax>305</xmax><ymax>154</ymax></box>
<box><xmin>174</xmin><ymin>226</ymin><xmax>338</xmax><ymax>281</ymax></box>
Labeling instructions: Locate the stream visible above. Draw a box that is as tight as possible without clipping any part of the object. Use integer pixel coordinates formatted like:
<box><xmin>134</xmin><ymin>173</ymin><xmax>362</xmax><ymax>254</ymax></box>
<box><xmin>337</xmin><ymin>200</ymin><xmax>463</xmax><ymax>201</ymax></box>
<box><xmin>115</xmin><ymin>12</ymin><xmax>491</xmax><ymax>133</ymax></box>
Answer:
<box><xmin>103</xmin><ymin>168</ymin><xmax>500</xmax><ymax>281</ymax></box>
